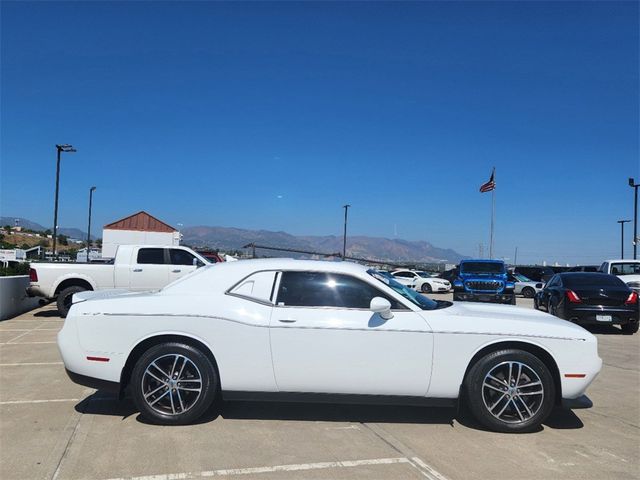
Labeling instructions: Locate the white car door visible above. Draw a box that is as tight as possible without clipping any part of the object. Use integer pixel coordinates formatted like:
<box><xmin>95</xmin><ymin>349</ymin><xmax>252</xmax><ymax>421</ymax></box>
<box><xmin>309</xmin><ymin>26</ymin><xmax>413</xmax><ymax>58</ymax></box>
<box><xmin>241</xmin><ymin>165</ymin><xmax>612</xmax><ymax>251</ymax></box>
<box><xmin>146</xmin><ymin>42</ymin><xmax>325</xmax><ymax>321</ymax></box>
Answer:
<box><xmin>167</xmin><ymin>249</ymin><xmax>200</xmax><ymax>283</ymax></box>
<box><xmin>129</xmin><ymin>247</ymin><xmax>170</xmax><ymax>291</ymax></box>
<box><xmin>270</xmin><ymin>271</ymin><xmax>433</xmax><ymax>396</ymax></box>
<box><xmin>392</xmin><ymin>271</ymin><xmax>415</xmax><ymax>288</ymax></box>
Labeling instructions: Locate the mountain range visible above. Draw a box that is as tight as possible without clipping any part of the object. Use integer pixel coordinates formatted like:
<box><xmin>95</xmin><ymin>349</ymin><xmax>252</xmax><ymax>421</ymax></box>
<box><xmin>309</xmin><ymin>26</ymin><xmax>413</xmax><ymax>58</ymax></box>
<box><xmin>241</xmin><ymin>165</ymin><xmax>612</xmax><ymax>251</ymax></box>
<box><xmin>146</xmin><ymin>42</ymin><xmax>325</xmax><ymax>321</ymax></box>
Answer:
<box><xmin>0</xmin><ymin>217</ymin><xmax>95</xmax><ymax>241</ymax></box>
<box><xmin>181</xmin><ymin>226</ymin><xmax>467</xmax><ymax>263</ymax></box>
<box><xmin>1</xmin><ymin>216</ymin><xmax>467</xmax><ymax>263</ymax></box>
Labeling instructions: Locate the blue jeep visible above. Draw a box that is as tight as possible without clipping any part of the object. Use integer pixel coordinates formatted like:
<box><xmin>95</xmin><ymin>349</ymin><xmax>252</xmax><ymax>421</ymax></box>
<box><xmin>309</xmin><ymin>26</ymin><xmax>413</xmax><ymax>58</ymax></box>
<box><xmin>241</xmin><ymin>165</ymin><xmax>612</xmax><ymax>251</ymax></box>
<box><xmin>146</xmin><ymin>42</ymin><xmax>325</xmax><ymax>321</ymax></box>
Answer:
<box><xmin>452</xmin><ymin>259</ymin><xmax>516</xmax><ymax>304</ymax></box>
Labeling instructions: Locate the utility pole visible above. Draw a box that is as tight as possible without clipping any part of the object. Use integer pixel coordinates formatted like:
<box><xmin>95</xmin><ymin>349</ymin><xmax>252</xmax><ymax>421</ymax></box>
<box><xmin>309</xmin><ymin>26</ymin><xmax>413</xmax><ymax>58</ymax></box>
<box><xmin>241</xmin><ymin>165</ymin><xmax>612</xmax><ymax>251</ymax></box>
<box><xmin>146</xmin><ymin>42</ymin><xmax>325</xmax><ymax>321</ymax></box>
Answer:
<box><xmin>86</xmin><ymin>187</ymin><xmax>96</xmax><ymax>261</ymax></box>
<box><xmin>52</xmin><ymin>144</ymin><xmax>76</xmax><ymax>257</ymax></box>
<box><xmin>630</xmin><ymin>178</ymin><xmax>639</xmax><ymax>259</ymax></box>
<box><xmin>617</xmin><ymin>220</ymin><xmax>631</xmax><ymax>259</ymax></box>
<box><xmin>514</xmin><ymin>246</ymin><xmax>518</xmax><ymax>266</ymax></box>
<box><xmin>342</xmin><ymin>204</ymin><xmax>350</xmax><ymax>259</ymax></box>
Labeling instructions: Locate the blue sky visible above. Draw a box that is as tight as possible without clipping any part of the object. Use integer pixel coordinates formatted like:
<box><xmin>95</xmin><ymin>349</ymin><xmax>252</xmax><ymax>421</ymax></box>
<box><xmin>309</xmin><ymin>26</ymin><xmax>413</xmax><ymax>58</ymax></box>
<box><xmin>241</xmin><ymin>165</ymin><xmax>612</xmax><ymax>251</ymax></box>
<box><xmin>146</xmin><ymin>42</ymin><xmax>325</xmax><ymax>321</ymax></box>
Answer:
<box><xmin>1</xmin><ymin>1</ymin><xmax>638</xmax><ymax>264</ymax></box>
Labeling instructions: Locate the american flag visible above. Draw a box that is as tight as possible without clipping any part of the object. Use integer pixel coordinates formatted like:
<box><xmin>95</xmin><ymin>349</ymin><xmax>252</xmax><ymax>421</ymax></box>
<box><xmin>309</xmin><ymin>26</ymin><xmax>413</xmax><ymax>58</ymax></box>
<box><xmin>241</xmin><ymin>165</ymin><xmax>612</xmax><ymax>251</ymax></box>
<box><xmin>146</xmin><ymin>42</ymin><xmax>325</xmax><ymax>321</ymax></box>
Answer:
<box><xmin>479</xmin><ymin>168</ymin><xmax>496</xmax><ymax>193</ymax></box>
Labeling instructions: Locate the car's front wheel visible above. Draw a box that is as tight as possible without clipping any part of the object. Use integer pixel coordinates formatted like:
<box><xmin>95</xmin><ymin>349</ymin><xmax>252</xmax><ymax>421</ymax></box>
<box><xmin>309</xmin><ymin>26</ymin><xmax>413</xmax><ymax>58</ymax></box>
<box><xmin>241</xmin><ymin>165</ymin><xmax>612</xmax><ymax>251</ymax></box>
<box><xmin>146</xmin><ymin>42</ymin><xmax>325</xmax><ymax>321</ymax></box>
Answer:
<box><xmin>522</xmin><ymin>287</ymin><xmax>535</xmax><ymax>298</ymax></box>
<box><xmin>464</xmin><ymin>349</ymin><xmax>555</xmax><ymax>433</ymax></box>
<box><xmin>131</xmin><ymin>342</ymin><xmax>218</xmax><ymax>425</ymax></box>
<box><xmin>421</xmin><ymin>282</ymin><xmax>432</xmax><ymax>293</ymax></box>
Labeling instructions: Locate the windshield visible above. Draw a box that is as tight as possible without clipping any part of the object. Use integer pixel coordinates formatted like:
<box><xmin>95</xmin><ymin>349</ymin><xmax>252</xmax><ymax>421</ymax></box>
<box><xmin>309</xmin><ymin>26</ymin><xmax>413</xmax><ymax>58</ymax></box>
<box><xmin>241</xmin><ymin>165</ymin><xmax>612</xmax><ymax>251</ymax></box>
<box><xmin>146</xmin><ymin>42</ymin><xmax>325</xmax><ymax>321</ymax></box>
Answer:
<box><xmin>513</xmin><ymin>273</ymin><xmax>532</xmax><ymax>282</ymax></box>
<box><xmin>460</xmin><ymin>262</ymin><xmax>505</xmax><ymax>275</ymax></box>
<box><xmin>368</xmin><ymin>269</ymin><xmax>438</xmax><ymax>310</ymax></box>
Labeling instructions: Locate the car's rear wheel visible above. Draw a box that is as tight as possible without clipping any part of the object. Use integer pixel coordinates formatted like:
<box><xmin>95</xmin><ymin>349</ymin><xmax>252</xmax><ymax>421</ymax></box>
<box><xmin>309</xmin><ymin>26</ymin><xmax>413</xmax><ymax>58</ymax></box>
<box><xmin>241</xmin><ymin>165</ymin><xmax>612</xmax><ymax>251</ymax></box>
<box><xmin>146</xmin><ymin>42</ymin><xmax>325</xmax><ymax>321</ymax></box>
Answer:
<box><xmin>464</xmin><ymin>349</ymin><xmax>555</xmax><ymax>433</ymax></box>
<box><xmin>131</xmin><ymin>342</ymin><xmax>218</xmax><ymax>425</ymax></box>
<box><xmin>421</xmin><ymin>282</ymin><xmax>432</xmax><ymax>293</ymax></box>
<box><xmin>621</xmin><ymin>321</ymin><xmax>639</xmax><ymax>335</ymax></box>
<box><xmin>522</xmin><ymin>287</ymin><xmax>535</xmax><ymax>298</ymax></box>
<box><xmin>56</xmin><ymin>286</ymin><xmax>87</xmax><ymax>317</ymax></box>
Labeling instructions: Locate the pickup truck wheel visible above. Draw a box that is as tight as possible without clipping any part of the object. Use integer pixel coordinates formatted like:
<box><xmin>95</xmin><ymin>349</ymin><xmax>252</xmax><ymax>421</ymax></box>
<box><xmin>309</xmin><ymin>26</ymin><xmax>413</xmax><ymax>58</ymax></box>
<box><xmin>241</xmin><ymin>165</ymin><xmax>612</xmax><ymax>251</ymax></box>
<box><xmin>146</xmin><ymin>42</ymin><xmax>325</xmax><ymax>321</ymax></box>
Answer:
<box><xmin>131</xmin><ymin>342</ymin><xmax>218</xmax><ymax>425</ymax></box>
<box><xmin>421</xmin><ymin>283</ymin><xmax>432</xmax><ymax>293</ymax></box>
<box><xmin>56</xmin><ymin>286</ymin><xmax>87</xmax><ymax>317</ymax></box>
<box><xmin>465</xmin><ymin>349</ymin><xmax>555</xmax><ymax>433</ymax></box>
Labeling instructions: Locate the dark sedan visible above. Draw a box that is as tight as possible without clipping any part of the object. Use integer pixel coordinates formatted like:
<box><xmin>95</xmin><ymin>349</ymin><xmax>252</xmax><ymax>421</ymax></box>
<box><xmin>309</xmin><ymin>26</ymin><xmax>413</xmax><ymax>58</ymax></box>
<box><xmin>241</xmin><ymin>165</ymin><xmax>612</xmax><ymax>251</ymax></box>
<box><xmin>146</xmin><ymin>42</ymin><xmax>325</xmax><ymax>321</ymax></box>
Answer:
<box><xmin>534</xmin><ymin>273</ymin><xmax>639</xmax><ymax>334</ymax></box>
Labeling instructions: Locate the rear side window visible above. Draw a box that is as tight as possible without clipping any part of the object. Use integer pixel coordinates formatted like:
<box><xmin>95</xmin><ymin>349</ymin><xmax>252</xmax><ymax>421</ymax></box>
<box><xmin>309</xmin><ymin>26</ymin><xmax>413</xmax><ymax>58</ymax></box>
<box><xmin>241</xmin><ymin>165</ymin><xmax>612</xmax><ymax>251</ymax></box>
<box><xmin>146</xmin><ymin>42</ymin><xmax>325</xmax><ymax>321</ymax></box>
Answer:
<box><xmin>170</xmin><ymin>249</ymin><xmax>197</xmax><ymax>266</ymax></box>
<box><xmin>563</xmin><ymin>274</ymin><xmax>626</xmax><ymax>288</ymax></box>
<box><xmin>137</xmin><ymin>248</ymin><xmax>166</xmax><ymax>264</ymax></box>
<box><xmin>276</xmin><ymin>271</ymin><xmax>404</xmax><ymax>309</ymax></box>
<box><xmin>230</xmin><ymin>271</ymin><xmax>277</xmax><ymax>303</ymax></box>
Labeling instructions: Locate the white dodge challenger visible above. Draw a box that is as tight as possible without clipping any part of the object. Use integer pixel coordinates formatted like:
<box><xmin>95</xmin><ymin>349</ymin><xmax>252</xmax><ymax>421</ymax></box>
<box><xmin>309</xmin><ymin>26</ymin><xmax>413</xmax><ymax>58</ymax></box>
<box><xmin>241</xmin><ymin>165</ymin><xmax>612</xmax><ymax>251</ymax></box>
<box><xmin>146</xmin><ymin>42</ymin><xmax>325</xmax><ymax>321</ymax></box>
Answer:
<box><xmin>58</xmin><ymin>259</ymin><xmax>602</xmax><ymax>433</ymax></box>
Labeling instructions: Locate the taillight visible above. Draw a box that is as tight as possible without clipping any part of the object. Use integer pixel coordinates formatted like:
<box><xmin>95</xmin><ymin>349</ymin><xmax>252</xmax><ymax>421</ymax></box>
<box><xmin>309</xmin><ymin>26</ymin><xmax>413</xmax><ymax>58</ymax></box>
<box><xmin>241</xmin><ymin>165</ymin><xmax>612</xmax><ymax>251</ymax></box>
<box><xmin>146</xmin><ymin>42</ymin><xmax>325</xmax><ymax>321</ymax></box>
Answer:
<box><xmin>566</xmin><ymin>290</ymin><xmax>582</xmax><ymax>303</ymax></box>
<box><xmin>625</xmin><ymin>291</ymin><xmax>638</xmax><ymax>305</ymax></box>
<box><xmin>29</xmin><ymin>268</ymin><xmax>38</xmax><ymax>282</ymax></box>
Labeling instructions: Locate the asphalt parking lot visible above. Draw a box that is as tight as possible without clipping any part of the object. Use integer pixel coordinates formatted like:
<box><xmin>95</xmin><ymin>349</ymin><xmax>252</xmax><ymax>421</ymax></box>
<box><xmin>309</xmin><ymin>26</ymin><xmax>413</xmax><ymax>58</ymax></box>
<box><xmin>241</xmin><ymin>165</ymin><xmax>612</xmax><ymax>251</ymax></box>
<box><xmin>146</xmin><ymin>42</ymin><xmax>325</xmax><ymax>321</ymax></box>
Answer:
<box><xmin>1</xmin><ymin>295</ymin><xmax>638</xmax><ymax>480</ymax></box>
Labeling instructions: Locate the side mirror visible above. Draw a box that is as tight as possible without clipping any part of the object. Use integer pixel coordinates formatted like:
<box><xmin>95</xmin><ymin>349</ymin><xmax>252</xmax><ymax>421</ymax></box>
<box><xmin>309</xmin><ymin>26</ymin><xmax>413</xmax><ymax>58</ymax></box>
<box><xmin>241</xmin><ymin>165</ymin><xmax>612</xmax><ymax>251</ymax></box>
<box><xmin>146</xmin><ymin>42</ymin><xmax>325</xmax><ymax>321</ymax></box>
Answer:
<box><xmin>370</xmin><ymin>297</ymin><xmax>393</xmax><ymax>320</ymax></box>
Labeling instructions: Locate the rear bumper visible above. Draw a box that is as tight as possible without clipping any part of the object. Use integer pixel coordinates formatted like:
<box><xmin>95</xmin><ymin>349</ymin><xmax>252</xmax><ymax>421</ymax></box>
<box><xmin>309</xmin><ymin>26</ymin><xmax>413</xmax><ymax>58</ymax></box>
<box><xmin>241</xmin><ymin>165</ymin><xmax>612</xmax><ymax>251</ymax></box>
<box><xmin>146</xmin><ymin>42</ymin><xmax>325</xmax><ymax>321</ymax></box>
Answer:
<box><xmin>566</xmin><ymin>306</ymin><xmax>638</xmax><ymax>325</ymax></box>
<box><xmin>65</xmin><ymin>368</ymin><xmax>120</xmax><ymax>394</ymax></box>
<box><xmin>26</xmin><ymin>285</ymin><xmax>49</xmax><ymax>298</ymax></box>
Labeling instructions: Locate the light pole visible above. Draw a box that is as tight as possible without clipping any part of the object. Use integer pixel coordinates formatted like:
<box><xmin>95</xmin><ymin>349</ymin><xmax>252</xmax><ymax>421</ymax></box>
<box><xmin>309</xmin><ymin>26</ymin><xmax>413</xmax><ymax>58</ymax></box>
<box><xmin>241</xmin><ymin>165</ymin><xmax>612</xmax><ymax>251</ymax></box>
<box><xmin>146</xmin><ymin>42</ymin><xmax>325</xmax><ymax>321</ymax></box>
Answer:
<box><xmin>86</xmin><ymin>187</ymin><xmax>96</xmax><ymax>261</ymax></box>
<box><xmin>52</xmin><ymin>144</ymin><xmax>76</xmax><ymax>257</ymax></box>
<box><xmin>617</xmin><ymin>219</ymin><xmax>631</xmax><ymax>259</ymax></box>
<box><xmin>342</xmin><ymin>204</ymin><xmax>351</xmax><ymax>259</ymax></box>
<box><xmin>630</xmin><ymin>178</ymin><xmax>639</xmax><ymax>259</ymax></box>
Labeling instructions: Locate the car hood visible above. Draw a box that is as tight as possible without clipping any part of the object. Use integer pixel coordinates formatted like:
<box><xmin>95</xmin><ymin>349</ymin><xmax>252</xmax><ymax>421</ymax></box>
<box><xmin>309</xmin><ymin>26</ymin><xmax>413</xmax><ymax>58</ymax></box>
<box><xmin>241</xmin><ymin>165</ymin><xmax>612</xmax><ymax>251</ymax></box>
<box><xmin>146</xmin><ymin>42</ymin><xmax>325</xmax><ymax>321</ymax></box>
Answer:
<box><xmin>431</xmin><ymin>302</ymin><xmax>593</xmax><ymax>341</ymax></box>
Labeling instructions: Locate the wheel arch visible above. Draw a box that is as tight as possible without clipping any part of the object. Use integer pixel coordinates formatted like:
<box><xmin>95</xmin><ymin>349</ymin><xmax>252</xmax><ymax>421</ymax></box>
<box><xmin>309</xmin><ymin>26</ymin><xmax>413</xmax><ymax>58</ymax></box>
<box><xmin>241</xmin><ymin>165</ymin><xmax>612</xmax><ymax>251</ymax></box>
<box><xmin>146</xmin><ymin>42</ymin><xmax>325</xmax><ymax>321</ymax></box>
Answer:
<box><xmin>119</xmin><ymin>334</ymin><xmax>221</xmax><ymax>398</ymax></box>
<box><xmin>461</xmin><ymin>340</ymin><xmax>562</xmax><ymax>405</ymax></box>
<box><xmin>54</xmin><ymin>277</ymin><xmax>95</xmax><ymax>296</ymax></box>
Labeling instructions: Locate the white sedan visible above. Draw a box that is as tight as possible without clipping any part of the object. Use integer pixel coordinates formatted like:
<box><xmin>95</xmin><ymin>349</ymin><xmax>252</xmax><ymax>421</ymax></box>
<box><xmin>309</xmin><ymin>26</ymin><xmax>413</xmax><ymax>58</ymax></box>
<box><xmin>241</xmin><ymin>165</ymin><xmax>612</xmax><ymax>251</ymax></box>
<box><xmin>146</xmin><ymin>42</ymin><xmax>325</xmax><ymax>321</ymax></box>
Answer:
<box><xmin>390</xmin><ymin>269</ymin><xmax>451</xmax><ymax>293</ymax></box>
<box><xmin>58</xmin><ymin>259</ymin><xmax>601</xmax><ymax>433</ymax></box>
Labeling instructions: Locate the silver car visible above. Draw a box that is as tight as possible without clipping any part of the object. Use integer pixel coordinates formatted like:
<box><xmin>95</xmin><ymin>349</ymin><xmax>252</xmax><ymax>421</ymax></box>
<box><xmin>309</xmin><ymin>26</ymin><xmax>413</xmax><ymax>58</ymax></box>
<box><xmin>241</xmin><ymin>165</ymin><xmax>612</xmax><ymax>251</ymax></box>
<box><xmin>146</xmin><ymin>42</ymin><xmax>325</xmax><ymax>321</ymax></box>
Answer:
<box><xmin>508</xmin><ymin>273</ymin><xmax>544</xmax><ymax>298</ymax></box>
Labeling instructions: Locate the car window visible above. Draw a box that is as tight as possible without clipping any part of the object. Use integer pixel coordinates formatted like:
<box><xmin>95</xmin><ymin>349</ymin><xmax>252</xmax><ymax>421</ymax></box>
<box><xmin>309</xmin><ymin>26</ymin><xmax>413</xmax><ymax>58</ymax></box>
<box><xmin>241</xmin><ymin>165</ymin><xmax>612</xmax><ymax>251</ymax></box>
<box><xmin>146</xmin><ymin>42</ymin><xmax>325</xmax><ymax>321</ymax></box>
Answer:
<box><xmin>276</xmin><ymin>271</ymin><xmax>404</xmax><ymax>309</ymax></box>
<box><xmin>137</xmin><ymin>248</ymin><xmax>166</xmax><ymax>264</ymax></box>
<box><xmin>230</xmin><ymin>271</ymin><xmax>277</xmax><ymax>303</ymax></box>
<box><xmin>170</xmin><ymin>249</ymin><xmax>197</xmax><ymax>266</ymax></box>
<box><xmin>393</xmin><ymin>272</ymin><xmax>414</xmax><ymax>279</ymax></box>
<box><xmin>563</xmin><ymin>274</ymin><xmax>625</xmax><ymax>288</ymax></box>
<box><xmin>611</xmin><ymin>263</ymin><xmax>640</xmax><ymax>275</ymax></box>
<box><xmin>546</xmin><ymin>275</ymin><xmax>559</xmax><ymax>288</ymax></box>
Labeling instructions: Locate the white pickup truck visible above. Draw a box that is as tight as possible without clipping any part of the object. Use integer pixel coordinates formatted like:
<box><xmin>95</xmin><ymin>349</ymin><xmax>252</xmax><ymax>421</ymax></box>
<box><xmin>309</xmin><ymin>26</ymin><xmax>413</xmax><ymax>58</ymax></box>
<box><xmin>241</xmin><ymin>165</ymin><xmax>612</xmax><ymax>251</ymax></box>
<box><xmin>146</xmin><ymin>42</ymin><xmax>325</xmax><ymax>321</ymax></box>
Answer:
<box><xmin>27</xmin><ymin>245</ymin><xmax>210</xmax><ymax>316</ymax></box>
<box><xmin>599</xmin><ymin>259</ymin><xmax>640</xmax><ymax>293</ymax></box>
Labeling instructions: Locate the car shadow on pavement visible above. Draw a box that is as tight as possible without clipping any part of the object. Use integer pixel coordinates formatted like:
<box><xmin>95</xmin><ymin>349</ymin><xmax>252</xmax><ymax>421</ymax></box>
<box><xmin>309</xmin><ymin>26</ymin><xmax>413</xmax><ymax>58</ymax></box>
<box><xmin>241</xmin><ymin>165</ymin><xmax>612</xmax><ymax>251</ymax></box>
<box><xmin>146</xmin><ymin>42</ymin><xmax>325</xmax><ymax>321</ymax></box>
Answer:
<box><xmin>33</xmin><ymin>309</ymin><xmax>62</xmax><ymax>318</ymax></box>
<box><xmin>582</xmin><ymin>325</ymin><xmax>625</xmax><ymax>335</ymax></box>
<box><xmin>74</xmin><ymin>393</ymin><xmax>586</xmax><ymax>432</ymax></box>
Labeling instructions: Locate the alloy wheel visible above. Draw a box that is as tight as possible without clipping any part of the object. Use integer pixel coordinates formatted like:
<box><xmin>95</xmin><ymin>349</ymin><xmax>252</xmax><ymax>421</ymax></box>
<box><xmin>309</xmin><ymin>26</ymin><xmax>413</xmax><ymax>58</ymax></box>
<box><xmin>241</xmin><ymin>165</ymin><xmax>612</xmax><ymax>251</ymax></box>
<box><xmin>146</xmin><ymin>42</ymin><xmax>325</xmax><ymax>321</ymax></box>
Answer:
<box><xmin>481</xmin><ymin>361</ymin><xmax>544</xmax><ymax>424</ymax></box>
<box><xmin>141</xmin><ymin>354</ymin><xmax>203</xmax><ymax>416</ymax></box>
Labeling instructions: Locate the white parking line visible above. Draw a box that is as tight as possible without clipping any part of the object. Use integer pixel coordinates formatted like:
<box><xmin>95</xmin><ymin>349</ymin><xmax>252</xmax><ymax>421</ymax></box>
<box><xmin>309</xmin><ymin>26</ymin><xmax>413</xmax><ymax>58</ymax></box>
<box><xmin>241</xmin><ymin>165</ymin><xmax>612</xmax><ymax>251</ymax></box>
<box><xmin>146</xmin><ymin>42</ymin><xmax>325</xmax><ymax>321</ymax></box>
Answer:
<box><xmin>409</xmin><ymin>457</ymin><xmax>450</xmax><ymax>480</ymax></box>
<box><xmin>102</xmin><ymin>457</ymin><xmax>413</xmax><ymax>479</ymax></box>
<box><xmin>0</xmin><ymin>398</ymin><xmax>81</xmax><ymax>405</ymax></box>
<box><xmin>0</xmin><ymin>362</ymin><xmax>63</xmax><ymax>366</ymax></box>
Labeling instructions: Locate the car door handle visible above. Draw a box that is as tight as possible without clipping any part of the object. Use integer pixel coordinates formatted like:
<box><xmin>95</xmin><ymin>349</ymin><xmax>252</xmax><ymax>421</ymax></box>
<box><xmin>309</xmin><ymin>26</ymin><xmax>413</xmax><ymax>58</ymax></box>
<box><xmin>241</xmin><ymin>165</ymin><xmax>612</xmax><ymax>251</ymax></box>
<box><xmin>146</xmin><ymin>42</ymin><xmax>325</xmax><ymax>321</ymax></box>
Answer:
<box><xmin>172</xmin><ymin>269</ymin><xmax>181</xmax><ymax>273</ymax></box>
<box><xmin>278</xmin><ymin>319</ymin><xmax>297</xmax><ymax>323</ymax></box>
<box><xmin>133</xmin><ymin>268</ymin><xmax>143</xmax><ymax>272</ymax></box>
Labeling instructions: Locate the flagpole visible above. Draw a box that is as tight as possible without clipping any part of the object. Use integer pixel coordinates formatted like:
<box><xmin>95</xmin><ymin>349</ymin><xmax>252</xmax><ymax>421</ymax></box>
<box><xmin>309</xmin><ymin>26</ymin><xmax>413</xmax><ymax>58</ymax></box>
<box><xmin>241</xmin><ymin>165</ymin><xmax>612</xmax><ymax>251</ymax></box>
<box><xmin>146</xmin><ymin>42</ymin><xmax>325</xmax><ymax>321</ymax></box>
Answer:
<box><xmin>490</xmin><ymin>170</ymin><xmax>495</xmax><ymax>259</ymax></box>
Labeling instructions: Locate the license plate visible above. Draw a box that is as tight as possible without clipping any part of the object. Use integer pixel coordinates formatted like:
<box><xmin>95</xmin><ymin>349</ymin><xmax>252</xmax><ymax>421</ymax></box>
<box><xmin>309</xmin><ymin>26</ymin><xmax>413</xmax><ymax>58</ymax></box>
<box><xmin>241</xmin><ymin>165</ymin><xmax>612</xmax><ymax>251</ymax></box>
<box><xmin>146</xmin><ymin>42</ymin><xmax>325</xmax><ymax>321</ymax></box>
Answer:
<box><xmin>596</xmin><ymin>315</ymin><xmax>612</xmax><ymax>322</ymax></box>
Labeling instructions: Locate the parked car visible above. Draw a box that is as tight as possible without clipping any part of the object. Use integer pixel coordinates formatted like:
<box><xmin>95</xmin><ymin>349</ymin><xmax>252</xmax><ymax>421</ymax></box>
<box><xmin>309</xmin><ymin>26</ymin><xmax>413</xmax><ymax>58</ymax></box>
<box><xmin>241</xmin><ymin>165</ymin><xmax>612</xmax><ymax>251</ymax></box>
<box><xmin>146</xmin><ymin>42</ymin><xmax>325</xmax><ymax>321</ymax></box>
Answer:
<box><xmin>438</xmin><ymin>267</ymin><xmax>459</xmax><ymax>284</ymax></box>
<box><xmin>513</xmin><ymin>266</ymin><xmax>555</xmax><ymax>283</ymax></box>
<box><xmin>390</xmin><ymin>269</ymin><xmax>451</xmax><ymax>293</ymax></box>
<box><xmin>58</xmin><ymin>258</ymin><xmax>601</xmax><ymax>433</ymax></box>
<box><xmin>599</xmin><ymin>259</ymin><xmax>640</xmax><ymax>293</ymax></box>
<box><xmin>27</xmin><ymin>245</ymin><xmax>209</xmax><ymax>317</ymax></box>
<box><xmin>567</xmin><ymin>265</ymin><xmax>599</xmax><ymax>273</ymax></box>
<box><xmin>453</xmin><ymin>259</ymin><xmax>515</xmax><ymax>304</ymax></box>
<box><xmin>507</xmin><ymin>273</ymin><xmax>544</xmax><ymax>298</ymax></box>
<box><xmin>534</xmin><ymin>272</ymin><xmax>639</xmax><ymax>335</ymax></box>
<box><xmin>195</xmin><ymin>250</ymin><xmax>225</xmax><ymax>263</ymax></box>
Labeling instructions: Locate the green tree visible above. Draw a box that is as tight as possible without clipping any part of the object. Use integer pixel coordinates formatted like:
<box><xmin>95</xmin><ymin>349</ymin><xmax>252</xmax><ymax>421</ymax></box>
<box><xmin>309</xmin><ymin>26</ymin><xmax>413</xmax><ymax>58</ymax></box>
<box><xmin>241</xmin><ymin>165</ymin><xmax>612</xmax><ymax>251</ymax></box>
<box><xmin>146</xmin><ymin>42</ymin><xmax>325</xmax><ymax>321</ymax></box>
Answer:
<box><xmin>58</xmin><ymin>234</ymin><xmax>69</xmax><ymax>246</ymax></box>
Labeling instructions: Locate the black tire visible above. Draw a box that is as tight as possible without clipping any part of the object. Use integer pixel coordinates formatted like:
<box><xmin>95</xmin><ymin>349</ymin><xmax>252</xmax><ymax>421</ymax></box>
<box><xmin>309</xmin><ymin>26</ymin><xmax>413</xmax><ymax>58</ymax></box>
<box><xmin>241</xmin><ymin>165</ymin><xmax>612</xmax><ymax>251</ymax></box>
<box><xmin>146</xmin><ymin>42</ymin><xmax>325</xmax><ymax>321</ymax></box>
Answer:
<box><xmin>533</xmin><ymin>297</ymin><xmax>540</xmax><ymax>310</ymax></box>
<box><xmin>131</xmin><ymin>342</ymin><xmax>218</xmax><ymax>425</ymax></box>
<box><xmin>507</xmin><ymin>294</ymin><xmax>516</xmax><ymax>305</ymax></box>
<box><xmin>464</xmin><ymin>349</ymin><xmax>556</xmax><ymax>433</ymax></box>
<box><xmin>621</xmin><ymin>322</ymin><xmax>639</xmax><ymax>335</ymax></box>
<box><xmin>522</xmin><ymin>287</ymin><xmax>535</xmax><ymax>299</ymax></box>
<box><xmin>56</xmin><ymin>286</ymin><xmax>87</xmax><ymax>317</ymax></box>
<box><xmin>548</xmin><ymin>300</ymin><xmax>557</xmax><ymax>316</ymax></box>
<box><xmin>421</xmin><ymin>282</ymin><xmax>432</xmax><ymax>294</ymax></box>
<box><xmin>453</xmin><ymin>291</ymin><xmax>465</xmax><ymax>302</ymax></box>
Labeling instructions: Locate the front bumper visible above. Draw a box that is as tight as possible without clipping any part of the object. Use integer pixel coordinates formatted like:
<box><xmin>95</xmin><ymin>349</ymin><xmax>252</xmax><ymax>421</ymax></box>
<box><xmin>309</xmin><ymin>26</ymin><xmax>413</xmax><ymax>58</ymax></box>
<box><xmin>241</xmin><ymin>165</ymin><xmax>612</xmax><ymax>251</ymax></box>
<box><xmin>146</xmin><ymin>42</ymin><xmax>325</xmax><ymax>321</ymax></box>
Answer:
<box><xmin>455</xmin><ymin>292</ymin><xmax>514</xmax><ymax>303</ymax></box>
